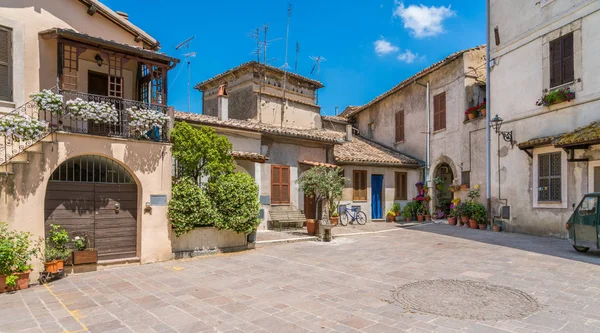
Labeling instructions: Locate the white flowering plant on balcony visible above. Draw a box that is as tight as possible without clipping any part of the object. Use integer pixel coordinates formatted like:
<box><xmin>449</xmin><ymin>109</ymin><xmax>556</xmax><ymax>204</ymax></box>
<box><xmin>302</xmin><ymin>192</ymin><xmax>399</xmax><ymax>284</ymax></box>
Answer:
<box><xmin>0</xmin><ymin>114</ymin><xmax>47</xmax><ymax>141</ymax></box>
<box><xmin>127</xmin><ymin>107</ymin><xmax>170</xmax><ymax>133</ymax></box>
<box><xmin>65</xmin><ymin>98</ymin><xmax>119</xmax><ymax>124</ymax></box>
<box><xmin>29</xmin><ymin>90</ymin><xmax>64</xmax><ymax>115</ymax></box>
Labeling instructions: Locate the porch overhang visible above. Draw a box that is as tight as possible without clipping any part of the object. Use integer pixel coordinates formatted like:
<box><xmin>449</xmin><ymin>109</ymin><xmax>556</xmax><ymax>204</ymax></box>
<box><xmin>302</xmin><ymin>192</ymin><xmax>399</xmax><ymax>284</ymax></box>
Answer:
<box><xmin>40</xmin><ymin>28</ymin><xmax>180</xmax><ymax>66</ymax></box>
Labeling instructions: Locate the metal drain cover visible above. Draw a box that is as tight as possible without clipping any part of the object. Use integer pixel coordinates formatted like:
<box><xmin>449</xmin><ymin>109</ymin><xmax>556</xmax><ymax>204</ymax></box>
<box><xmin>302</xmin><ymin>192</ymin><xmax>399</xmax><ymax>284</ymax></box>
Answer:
<box><xmin>392</xmin><ymin>279</ymin><xmax>539</xmax><ymax>321</ymax></box>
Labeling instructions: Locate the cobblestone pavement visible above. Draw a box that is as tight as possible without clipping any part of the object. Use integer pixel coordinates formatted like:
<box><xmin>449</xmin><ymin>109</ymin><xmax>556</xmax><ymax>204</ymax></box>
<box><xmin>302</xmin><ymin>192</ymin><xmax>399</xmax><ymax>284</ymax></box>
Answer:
<box><xmin>4</xmin><ymin>224</ymin><xmax>600</xmax><ymax>333</ymax></box>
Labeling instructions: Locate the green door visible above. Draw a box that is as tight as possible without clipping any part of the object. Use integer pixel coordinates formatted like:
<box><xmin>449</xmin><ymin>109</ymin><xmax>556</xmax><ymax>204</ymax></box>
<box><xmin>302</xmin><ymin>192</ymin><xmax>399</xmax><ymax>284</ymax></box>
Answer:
<box><xmin>573</xmin><ymin>196</ymin><xmax>599</xmax><ymax>249</ymax></box>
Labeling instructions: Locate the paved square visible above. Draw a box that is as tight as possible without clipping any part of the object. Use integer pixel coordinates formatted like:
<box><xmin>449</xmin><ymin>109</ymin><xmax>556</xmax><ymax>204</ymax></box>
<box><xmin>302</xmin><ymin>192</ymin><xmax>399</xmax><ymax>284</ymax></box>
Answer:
<box><xmin>3</xmin><ymin>224</ymin><xmax>600</xmax><ymax>333</ymax></box>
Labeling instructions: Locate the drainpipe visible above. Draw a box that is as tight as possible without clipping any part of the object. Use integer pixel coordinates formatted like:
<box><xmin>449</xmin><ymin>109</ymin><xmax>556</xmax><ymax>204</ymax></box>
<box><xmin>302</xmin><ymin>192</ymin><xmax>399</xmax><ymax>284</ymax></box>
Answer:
<box><xmin>415</xmin><ymin>80</ymin><xmax>431</xmax><ymax>183</ymax></box>
<box><xmin>486</xmin><ymin>0</ymin><xmax>492</xmax><ymax>223</ymax></box>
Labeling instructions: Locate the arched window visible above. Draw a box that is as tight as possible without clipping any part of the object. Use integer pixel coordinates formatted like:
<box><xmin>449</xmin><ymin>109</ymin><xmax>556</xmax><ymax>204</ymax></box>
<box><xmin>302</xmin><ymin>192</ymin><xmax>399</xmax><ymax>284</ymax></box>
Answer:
<box><xmin>50</xmin><ymin>155</ymin><xmax>134</xmax><ymax>184</ymax></box>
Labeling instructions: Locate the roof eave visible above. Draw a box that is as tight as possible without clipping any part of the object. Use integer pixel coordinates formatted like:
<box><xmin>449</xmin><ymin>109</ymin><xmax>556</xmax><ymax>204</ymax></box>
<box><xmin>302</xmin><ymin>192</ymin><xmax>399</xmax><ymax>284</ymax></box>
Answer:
<box><xmin>335</xmin><ymin>160</ymin><xmax>422</xmax><ymax>168</ymax></box>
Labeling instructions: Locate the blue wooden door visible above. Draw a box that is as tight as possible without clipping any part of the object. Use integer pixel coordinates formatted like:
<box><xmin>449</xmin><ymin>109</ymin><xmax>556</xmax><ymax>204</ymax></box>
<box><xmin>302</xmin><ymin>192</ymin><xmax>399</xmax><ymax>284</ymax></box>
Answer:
<box><xmin>371</xmin><ymin>175</ymin><xmax>384</xmax><ymax>219</ymax></box>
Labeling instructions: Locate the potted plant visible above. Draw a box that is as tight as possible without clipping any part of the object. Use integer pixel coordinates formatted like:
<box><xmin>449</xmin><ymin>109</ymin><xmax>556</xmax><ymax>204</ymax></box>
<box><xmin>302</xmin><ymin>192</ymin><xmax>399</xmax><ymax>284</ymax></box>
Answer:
<box><xmin>433</xmin><ymin>177</ymin><xmax>444</xmax><ymax>191</ymax></box>
<box><xmin>536</xmin><ymin>87</ymin><xmax>575</xmax><ymax>107</ymax></box>
<box><xmin>470</xmin><ymin>203</ymin><xmax>487</xmax><ymax>230</ymax></box>
<box><xmin>424</xmin><ymin>208</ymin><xmax>431</xmax><ymax>221</ymax></box>
<box><xmin>465</xmin><ymin>106</ymin><xmax>479</xmax><ymax>120</ymax></box>
<box><xmin>391</xmin><ymin>203</ymin><xmax>401</xmax><ymax>217</ymax></box>
<box><xmin>330</xmin><ymin>210</ymin><xmax>340</xmax><ymax>226</ymax></box>
<box><xmin>448</xmin><ymin>208</ymin><xmax>457</xmax><ymax>225</ymax></box>
<box><xmin>0</xmin><ymin>223</ymin><xmax>42</xmax><ymax>292</ymax></box>
<box><xmin>403</xmin><ymin>204</ymin><xmax>413</xmax><ymax>222</ymax></box>
<box><xmin>479</xmin><ymin>101</ymin><xmax>486</xmax><ymax>117</ymax></box>
<box><xmin>460</xmin><ymin>184</ymin><xmax>469</xmax><ymax>191</ymax></box>
<box><xmin>72</xmin><ymin>234</ymin><xmax>98</xmax><ymax>265</ymax></box>
<box><xmin>386</xmin><ymin>210</ymin><xmax>395</xmax><ymax>222</ymax></box>
<box><xmin>297</xmin><ymin>166</ymin><xmax>346</xmax><ymax>231</ymax></box>
<box><xmin>458</xmin><ymin>202</ymin><xmax>470</xmax><ymax>225</ymax></box>
<box><xmin>45</xmin><ymin>224</ymin><xmax>70</xmax><ymax>272</ymax></box>
<box><xmin>492</xmin><ymin>220</ymin><xmax>502</xmax><ymax>232</ymax></box>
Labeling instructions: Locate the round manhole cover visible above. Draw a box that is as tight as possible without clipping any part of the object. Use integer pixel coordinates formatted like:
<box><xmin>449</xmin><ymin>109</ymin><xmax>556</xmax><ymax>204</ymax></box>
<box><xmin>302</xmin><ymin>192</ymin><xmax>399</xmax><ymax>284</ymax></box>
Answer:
<box><xmin>392</xmin><ymin>279</ymin><xmax>539</xmax><ymax>321</ymax></box>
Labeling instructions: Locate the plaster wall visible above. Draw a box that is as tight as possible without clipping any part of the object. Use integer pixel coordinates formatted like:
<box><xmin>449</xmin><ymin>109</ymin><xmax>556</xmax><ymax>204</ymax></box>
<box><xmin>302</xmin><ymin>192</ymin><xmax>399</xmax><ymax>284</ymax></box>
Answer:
<box><xmin>259</xmin><ymin>95</ymin><xmax>322</xmax><ymax>129</ymax></box>
<box><xmin>489</xmin><ymin>3</ymin><xmax>600</xmax><ymax>237</ymax></box>
<box><xmin>0</xmin><ymin>133</ymin><xmax>173</xmax><ymax>276</ymax></box>
<box><xmin>0</xmin><ymin>0</ymin><xmax>147</xmax><ymax>113</ymax></box>
<box><xmin>339</xmin><ymin>165</ymin><xmax>421</xmax><ymax>221</ymax></box>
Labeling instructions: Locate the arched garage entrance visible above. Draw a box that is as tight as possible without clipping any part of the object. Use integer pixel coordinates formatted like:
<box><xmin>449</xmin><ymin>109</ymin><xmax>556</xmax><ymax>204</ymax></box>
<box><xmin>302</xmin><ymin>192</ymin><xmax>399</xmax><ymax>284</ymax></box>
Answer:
<box><xmin>45</xmin><ymin>155</ymin><xmax>138</xmax><ymax>261</ymax></box>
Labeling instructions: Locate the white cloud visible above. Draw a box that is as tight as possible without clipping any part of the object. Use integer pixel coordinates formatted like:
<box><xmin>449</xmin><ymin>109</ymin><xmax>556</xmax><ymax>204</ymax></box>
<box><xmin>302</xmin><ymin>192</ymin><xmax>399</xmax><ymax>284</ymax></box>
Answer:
<box><xmin>393</xmin><ymin>1</ymin><xmax>456</xmax><ymax>38</ymax></box>
<box><xmin>397</xmin><ymin>49</ymin><xmax>419</xmax><ymax>63</ymax></box>
<box><xmin>374</xmin><ymin>37</ymin><xmax>399</xmax><ymax>56</ymax></box>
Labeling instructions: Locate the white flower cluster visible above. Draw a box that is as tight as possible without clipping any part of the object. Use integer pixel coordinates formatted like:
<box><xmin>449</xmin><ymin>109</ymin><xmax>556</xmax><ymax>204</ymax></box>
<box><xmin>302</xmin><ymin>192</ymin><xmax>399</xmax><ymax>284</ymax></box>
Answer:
<box><xmin>0</xmin><ymin>114</ymin><xmax>47</xmax><ymax>141</ymax></box>
<box><xmin>127</xmin><ymin>107</ymin><xmax>170</xmax><ymax>132</ymax></box>
<box><xmin>29</xmin><ymin>90</ymin><xmax>63</xmax><ymax>114</ymax></box>
<box><xmin>65</xmin><ymin>98</ymin><xmax>119</xmax><ymax>124</ymax></box>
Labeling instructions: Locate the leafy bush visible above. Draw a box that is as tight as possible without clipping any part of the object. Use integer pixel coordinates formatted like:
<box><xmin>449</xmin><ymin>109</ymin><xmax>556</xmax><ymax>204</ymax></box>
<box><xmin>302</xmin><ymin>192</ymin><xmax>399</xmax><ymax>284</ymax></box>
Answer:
<box><xmin>168</xmin><ymin>178</ymin><xmax>219</xmax><ymax>237</ymax></box>
<box><xmin>208</xmin><ymin>173</ymin><xmax>260</xmax><ymax>234</ymax></box>
<box><xmin>0</xmin><ymin>223</ymin><xmax>41</xmax><ymax>275</ymax></box>
<box><xmin>470</xmin><ymin>202</ymin><xmax>487</xmax><ymax>224</ymax></box>
<box><xmin>297</xmin><ymin>166</ymin><xmax>345</xmax><ymax>220</ymax></box>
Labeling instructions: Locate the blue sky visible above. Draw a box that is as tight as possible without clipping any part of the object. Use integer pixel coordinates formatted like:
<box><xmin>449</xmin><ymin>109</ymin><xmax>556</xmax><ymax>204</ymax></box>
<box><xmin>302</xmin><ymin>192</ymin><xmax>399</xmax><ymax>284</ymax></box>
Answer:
<box><xmin>101</xmin><ymin>0</ymin><xmax>486</xmax><ymax>116</ymax></box>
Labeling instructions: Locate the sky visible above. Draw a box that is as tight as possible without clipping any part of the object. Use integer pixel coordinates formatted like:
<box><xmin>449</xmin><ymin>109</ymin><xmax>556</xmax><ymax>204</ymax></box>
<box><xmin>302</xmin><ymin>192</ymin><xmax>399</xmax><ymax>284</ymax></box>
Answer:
<box><xmin>101</xmin><ymin>0</ymin><xmax>486</xmax><ymax>116</ymax></box>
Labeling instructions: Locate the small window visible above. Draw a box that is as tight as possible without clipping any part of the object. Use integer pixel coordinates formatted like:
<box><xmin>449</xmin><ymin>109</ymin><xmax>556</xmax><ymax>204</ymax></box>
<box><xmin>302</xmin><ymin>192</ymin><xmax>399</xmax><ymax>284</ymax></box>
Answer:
<box><xmin>578</xmin><ymin>197</ymin><xmax>597</xmax><ymax>216</ymax></box>
<box><xmin>433</xmin><ymin>92</ymin><xmax>446</xmax><ymax>131</ymax></box>
<box><xmin>353</xmin><ymin>170</ymin><xmax>367</xmax><ymax>201</ymax></box>
<box><xmin>549</xmin><ymin>33</ymin><xmax>574</xmax><ymax>88</ymax></box>
<box><xmin>394</xmin><ymin>172</ymin><xmax>407</xmax><ymax>200</ymax></box>
<box><xmin>538</xmin><ymin>152</ymin><xmax>562</xmax><ymax>202</ymax></box>
<box><xmin>395</xmin><ymin>110</ymin><xmax>405</xmax><ymax>143</ymax></box>
<box><xmin>461</xmin><ymin>171</ymin><xmax>471</xmax><ymax>188</ymax></box>
<box><xmin>0</xmin><ymin>25</ymin><xmax>12</xmax><ymax>102</ymax></box>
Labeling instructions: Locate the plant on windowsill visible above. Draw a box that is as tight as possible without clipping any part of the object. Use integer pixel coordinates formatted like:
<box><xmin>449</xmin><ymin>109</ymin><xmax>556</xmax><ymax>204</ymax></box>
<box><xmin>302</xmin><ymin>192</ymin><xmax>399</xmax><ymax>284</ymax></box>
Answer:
<box><xmin>65</xmin><ymin>98</ymin><xmax>119</xmax><ymax>124</ymax></box>
<box><xmin>464</xmin><ymin>106</ymin><xmax>479</xmax><ymax>121</ymax></box>
<box><xmin>536</xmin><ymin>87</ymin><xmax>576</xmax><ymax>107</ymax></box>
<box><xmin>71</xmin><ymin>233</ymin><xmax>97</xmax><ymax>265</ymax></box>
<box><xmin>30</xmin><ymin>90</ymin><xmax>63</xmax><ymax>115</ymax></box>
<box><xmin>479</xmin><ymin>101</ymin><xmax>486</xmax><ymax>117</ymax></box>
<box><xmin>0</xmin><ymin>114</ymin><xmax>47</xmax><ymax>141</ymax></box>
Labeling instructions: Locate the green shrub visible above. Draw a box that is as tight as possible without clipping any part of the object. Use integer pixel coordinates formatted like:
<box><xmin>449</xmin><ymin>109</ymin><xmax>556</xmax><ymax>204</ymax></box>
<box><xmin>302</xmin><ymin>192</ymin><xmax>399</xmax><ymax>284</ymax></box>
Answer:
<box><xmin>471</xmin><ymin>203</ymin><xmax>487</xmax><ymax>224</ymax></box>
<box><xmin>403</xmin><ymin>202</ymin><xmax>414</xmax><ymax>218</ymax></box>
<box><xmin>0</xmin><ymin>223</ymin><xmax>41</xmax><ymax>275</ymax></box>
<box><xmin>45</xmin><ymin>224</ymin><xmax>71</xmax><ymax>261</ymax></box>
<box><xmin>168</xmin><ymin>178</ymin><xmax>219</xmax><ymax>237</ymax></box>
<box><xmin>208</xmin><ymin>173</ymin><xmax>260</xmax><ymax>234</ymax></box>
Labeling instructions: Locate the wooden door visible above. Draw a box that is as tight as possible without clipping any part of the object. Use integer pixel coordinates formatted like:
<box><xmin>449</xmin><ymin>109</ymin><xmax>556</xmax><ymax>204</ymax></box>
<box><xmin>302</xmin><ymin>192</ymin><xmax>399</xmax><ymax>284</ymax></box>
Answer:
<box><xmin>271</xmin><ymin>165</ymin><xmax>290</xmax><ymax>205</ymax></box>
<box><xmin>45</xmin><ymin>182</ymin><xmax>96</xmax><ymax>247</ymax></box>
<box><xmin>304</xmin><ymin>193</ymin><xmax>317</xmax><ymax>219</ymax></box>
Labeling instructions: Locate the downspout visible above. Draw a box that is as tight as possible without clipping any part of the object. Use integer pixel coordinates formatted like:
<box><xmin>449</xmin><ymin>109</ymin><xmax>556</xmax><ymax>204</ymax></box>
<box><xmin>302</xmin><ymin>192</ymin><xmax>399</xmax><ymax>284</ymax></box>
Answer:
<box><xmin>486</xmin><ymin>0</ymin><xmax>492</xmax><ymax>223</ymax></box>
<box><xmin>414</xmin><ymin>81</ymin><xmax>431</xmax><ymax>182</ymax></box>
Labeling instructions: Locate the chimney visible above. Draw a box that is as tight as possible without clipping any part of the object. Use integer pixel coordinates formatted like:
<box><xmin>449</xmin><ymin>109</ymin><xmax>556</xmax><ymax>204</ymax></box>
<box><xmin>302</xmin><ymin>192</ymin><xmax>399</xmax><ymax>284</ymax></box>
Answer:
<box><xmin>346</xmin><ymin>124</ymin><xmax>353</xmax><ymax>142</ymax></box>
<box><xmin>217</xmin><ymin>85</ymin><xmax>229</xmax><ymax>121</ymax></box>
<box><xmin>116</xmin><ymin>11</ymin><xmax>129</xmax><ymax>20</ymax></box>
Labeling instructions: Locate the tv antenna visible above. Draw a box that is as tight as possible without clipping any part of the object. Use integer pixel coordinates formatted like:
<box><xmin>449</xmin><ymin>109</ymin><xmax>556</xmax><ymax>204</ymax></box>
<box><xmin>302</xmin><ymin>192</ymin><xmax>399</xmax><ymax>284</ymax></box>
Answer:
<box><xmin>280</xmin><ymin>3</ymin><xmax>292</xmax><ymax>127</ymax></box>
<box><xmin>175</xmin><ymin>36</ymin><xmax>196</xmax><ymax>112</ymax></box>
<box><xmin>309</xmin><ymin>55</ymin><xmax>326</xmax><ymax>103</ymax></box>
<box><xmin>294</xmin><ymin>42</ymin><xmax>300</xmax><ymax>73</ymax></box>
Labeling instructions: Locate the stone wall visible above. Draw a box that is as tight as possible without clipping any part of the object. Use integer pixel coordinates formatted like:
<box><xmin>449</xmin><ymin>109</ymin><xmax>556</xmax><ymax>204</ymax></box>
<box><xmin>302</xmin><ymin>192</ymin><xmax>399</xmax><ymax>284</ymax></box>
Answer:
<box><xmin>171</xmin><ymin>227</ymin><xmax>248</xmax><ymax>258</ymax></box>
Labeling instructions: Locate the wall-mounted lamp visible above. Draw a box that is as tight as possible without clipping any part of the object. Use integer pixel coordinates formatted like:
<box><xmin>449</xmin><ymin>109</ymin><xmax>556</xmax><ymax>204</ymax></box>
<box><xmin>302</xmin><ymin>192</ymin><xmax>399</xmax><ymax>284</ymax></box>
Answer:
<box><xmin>94</xmin><ymin>54</ymin><xmax>103</xmax><ymax>67</ymax></box>
<box><xmin>144</xmin><ymin>202</ymin><xmax>152</xmax><ymax>214</ymax></box>
<box><xmin>490</xmin><ymin>114</ymin><xmax>515</xmax><ymax>148</ymax></box>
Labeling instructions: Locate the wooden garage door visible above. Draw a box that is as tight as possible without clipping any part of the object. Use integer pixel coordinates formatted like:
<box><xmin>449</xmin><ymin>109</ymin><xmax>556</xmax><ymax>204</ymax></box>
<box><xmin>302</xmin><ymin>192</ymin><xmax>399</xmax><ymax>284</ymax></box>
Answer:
<box><xmin>45</xmin><ymin>156</ymin><xmax>138</xmax><ymax>262</ymax></box>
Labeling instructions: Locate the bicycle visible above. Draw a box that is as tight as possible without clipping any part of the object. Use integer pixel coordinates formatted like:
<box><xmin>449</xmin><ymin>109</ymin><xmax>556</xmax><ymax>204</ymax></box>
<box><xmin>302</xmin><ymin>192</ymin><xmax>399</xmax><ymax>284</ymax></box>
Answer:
<box><xmin>339</xmin><ymin>205</ymin><xmax>367</xmax><ymax>226</ymax></box>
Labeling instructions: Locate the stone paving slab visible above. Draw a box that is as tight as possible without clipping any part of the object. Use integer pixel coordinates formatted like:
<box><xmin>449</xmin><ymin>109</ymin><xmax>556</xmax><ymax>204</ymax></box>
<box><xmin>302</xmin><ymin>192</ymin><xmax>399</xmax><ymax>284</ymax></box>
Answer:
<box><xmin>3</xmin><ymin>224</ymin><xmax>600</xmax><ymax>332</ymax></box>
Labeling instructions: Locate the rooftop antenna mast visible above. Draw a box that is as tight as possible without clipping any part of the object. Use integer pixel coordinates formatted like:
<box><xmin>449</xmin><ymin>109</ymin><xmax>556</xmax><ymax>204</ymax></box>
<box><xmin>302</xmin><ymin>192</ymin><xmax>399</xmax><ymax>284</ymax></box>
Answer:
<box><xmin>280</xmin><ymin>3</ymin><xmax>292</xmax><ymax>127</ymax></box>
<box><xmin>175</xmin><ymin>36</ymin><xmax>196</xmax><ymax>113</ymax></box>
<box><xmin>294</xmin><ymin>42</ymin><xmax>300</xmax><ymax>73</ymax></box>
<box><xmin>309</xmin><ymin>55</ymin><xmax>326</xmax><ymax>104</ymax></box>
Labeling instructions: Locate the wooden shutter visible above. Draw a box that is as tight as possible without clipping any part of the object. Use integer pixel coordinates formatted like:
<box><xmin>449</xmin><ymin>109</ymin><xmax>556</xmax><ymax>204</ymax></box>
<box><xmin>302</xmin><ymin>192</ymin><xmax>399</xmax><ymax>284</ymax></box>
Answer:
<box><xmin>353</xmin><ymin>170</ymin><xmax>367</xmax><ymax>201</ymax></box>
<box><xmin>549</xmin><ymin>38</ymin><xmax>561</xmax><ymax>88</ymax></box>
<box><xmin>271</xmin><ymin>166</ymin><xmax>281</xmax><ymax>204</ymax></box>
<box><xmin>395</xmin><ymin>111</ymin><xmax>404</xmax><ymax>142</ymax></box>
<box><xmin>281</xmin><ymin>166</ymin><xmax>290</xmax><ymax>204</ymax></box>
<box><xmin>434</xmin><ymin>92</ymin><xmax>446</xmax><ymax>131</ymax></box>
<box><xmin>561</xmin><ymin>33</ymin><xmax>574</xmax><ymax>84</ymax></box>
<box><xmin>395</xmin><ymin>172</ymin><xmax>407</xmax><ymax>200</ymax></box>
<box><xmin>0</xmin><ymin>26</ymin><xmax>12</xmax><ymax>102</ymax></box>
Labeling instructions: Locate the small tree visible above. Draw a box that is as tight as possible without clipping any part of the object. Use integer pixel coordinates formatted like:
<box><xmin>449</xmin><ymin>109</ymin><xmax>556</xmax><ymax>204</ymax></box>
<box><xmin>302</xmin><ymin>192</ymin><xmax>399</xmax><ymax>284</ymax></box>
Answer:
<box><xmin>297</xmin><ymin>166</ymin><xmax>345</xmax><ymax>222</ymax></box>
<box><xmin>170</xmin><ymin>122</ymin><xmax>233</xmax><ymax>184</ymax></box>
<box><xmin>208</xmin><ymin>173</ymin><xmax>260</xmax><ymax>234</ymax></box>
<box><xmin>168</xmin><ymin>178</ymin><xmax>219</xmax><ymax>236</ymax></box>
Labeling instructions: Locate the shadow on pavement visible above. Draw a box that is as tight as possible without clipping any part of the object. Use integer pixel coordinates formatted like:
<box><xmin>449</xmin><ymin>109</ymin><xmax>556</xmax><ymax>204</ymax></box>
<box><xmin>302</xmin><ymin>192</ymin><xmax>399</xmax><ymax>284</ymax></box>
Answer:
<box><xmin>410</xmin><ymin>223</ymin><xmax>600</xmax><ymax>265</ymax></box>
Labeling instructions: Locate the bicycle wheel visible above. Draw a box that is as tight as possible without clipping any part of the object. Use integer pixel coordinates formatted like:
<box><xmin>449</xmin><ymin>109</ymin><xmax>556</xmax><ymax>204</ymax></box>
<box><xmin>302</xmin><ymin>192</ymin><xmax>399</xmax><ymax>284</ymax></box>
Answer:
<box><xmin>356</xmin><ymin>211</ymin><xmax>367</xmax><ymax>225</ymax></box>
<box><xmin>340</xmin><ymin>213</ymin><xmax>349</xmax><ymax>226</ymax></box>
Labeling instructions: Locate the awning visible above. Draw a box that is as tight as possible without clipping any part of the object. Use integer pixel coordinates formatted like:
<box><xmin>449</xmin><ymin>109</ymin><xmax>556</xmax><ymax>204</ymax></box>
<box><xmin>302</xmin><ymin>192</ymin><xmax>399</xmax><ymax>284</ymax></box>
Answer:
<box><xmin>517</xmin><ymin>135</ymin><xmax>562</xmax><ymax>150</ymax></box>
<box><xmin>231</xmin><ymin>151</ymin><xmax>268</xmax><ymax>163</ymax></box>
<box><xmin>299</xmin><ymin>160</ymin><xmax>338</xmax><ymax>168</ymax></box>
<box><xmin>39</xmin><ymin>28</ymin><xmax>179</xmax><ymax>65</ymax></box>
<box><xmin>554</xmin><ymin>121</ymin><xmax>600</xmax><ymax>148</ymax></box>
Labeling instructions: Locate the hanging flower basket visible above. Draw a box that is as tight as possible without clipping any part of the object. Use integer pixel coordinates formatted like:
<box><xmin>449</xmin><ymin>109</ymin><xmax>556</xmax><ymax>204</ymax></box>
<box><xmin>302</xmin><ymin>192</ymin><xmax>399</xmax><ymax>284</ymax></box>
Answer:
<box><xmin>127</xmin><ymin>107</ymin><xmax>170</xmax><ymax>133</ymax></box>
<box><xmin>0</xmin><ymin>114</ymin><xmax>47</xmax><ymax>141</ymax></box>
<box><xmin>65</xmin><ymin>98</ymin><xmax>119</xmax><ymax>124</ymax></box>
<box><xmin>29</xmin><ymin>90</ymin><xmax>64</xmax><ymax>115</ymax></box>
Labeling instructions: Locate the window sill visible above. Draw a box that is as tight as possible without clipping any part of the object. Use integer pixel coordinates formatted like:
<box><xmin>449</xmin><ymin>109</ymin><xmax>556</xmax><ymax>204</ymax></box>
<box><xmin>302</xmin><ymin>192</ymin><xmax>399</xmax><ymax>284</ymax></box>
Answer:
<box><xmin>533</xmin><ymin>201</ymin><xmax>566</xmax><ymax>209</ymax></box>
<box><xmin>548</xmin><ymin>80</ymin><xmax>575</xmax><ymax>92</ymax></box>
<box><xmin>394</xmin><ymin>140</ymin><xmax>405</xmax><ymax>145</ymax></box>
<box><xmin>0</xmin><ymin>100</ymin><xmax>16</xmax><ymax>109</ymax></box>
<box><xmin>463</xmin><ymin>116</ymin><xmax>485</xmax><ymax>124</ymax></box>
<box><xmin>352</xmin><ymin>200</ymin><xmax>368</xmax><ymax>203</ymax></box>
<box><xmin>433</xmin><ymin>128</ymin><xmax>446</xmax><ymax>134</ymax></box>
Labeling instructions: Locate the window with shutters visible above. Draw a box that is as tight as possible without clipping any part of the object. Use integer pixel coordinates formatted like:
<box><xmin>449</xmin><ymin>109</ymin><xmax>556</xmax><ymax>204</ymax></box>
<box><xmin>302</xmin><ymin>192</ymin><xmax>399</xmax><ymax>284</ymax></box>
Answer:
<box><xmin>549</xmin><ymin>33</ymin><xmax>574</xmax><ymax>88</ymax></box>
<box><xmin>433</xmin><ymin>92</ymin><xmax>446</xmax><ymax>131</ymax></box>
<box><xmin>0</xmin><ymin>26</ymin><xmax>12</xmax><ymax>102</ymax></box>
<box><xmin>538</xmin><ymin>152</ymin><xmax>562</xmax><ymax>202</ymax></box>
<box><xmin>271</xmin><ymin>165</ymin><xmax>290</xmax><ymax>204</ymax></box>
<box><xmin>353</xmin><ymin>170</ymin><xmax>367</xmax><ymax>201</ymax></box>
<box><xmin>394</xmin><ymin>172</ymin><xmax>407</xmax><ymax>200</ymax></box>
<box><xmin>395</xmin><ymin>110</ymin><xmax>405</xmax><ymax>143</ymax></box>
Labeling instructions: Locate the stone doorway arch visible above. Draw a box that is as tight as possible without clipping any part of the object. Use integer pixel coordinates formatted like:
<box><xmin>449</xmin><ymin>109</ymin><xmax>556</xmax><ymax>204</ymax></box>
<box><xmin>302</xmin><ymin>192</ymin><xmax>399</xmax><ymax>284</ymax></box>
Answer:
<box><xmin>433</xmin><ymin>162</ymin><xmax>454</xmax><ymax>216</ymax></box>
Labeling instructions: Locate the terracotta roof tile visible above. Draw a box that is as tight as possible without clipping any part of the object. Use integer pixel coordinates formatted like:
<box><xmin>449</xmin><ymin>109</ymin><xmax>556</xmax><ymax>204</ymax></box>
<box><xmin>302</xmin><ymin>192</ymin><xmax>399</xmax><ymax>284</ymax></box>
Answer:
<box><xmin>174</xmin><ymin>111</ymin><xmax>344</xmax><ymax>143</ymax></box>
<box><xmin>322</xmin><ymin>115</ymin><xmax>350</xmax><ymax>124</ymax></box>
<box><xmin>517</xmin><ymin>135</ymin><xmax>562</xmax><ymax>149</ymax></box>
<box><xmin>232</xmin><ymin>151</ymin><xmax>268</xmax><ymax>162</ymax></box>
<box><xmin>555</xmin><ymin>121</ymin><xmax>600</xmax><ymax>147</ymax></box>
<box><xmin>334</xmin><ymin>136</ymin><xmax>422</xmax><ymax>167</ymax></box>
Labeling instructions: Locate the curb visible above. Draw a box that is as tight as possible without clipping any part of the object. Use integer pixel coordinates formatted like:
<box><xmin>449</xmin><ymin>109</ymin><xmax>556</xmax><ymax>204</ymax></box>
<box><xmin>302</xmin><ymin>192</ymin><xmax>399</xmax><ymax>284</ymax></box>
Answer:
<box><xmin>256</xmin><ymin>236</ymin><xmax>318</xmax><ymax>246</ymax></box>
<box><xmin>334</xmin><ymin>222</ymin><xmax>434</xmax><ymax>237</ymax></box>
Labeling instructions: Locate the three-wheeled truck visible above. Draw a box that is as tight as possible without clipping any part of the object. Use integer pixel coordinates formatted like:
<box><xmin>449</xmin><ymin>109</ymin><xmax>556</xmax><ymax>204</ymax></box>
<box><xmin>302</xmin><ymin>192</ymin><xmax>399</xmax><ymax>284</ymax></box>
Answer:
<box><xmin>566</xmin><ymin>193</ymin><xmax>600</xmax><ymax>253</ymax></box>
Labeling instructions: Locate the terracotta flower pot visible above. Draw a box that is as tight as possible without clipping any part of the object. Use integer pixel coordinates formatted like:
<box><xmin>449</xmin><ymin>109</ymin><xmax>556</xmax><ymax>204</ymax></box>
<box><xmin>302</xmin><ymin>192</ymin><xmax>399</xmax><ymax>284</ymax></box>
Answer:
<box><xmin>306</xmin><ymin>219</ymin><xmax>316</xmax><ymax>235</ymax></box>
<box><xmin>479</xmin><ymin>224</ymin><xmax>487</xmax><ymax>230</ymax></box>
<box><xmin>0</xmin><ymin>275</ymin><xmax>6</xmax><ymax>293</ymax></box>
<box><xmin>460</xmin><ymin>185</ymin><xmax>469</xmax><ymax>191</ymax></box>
<box><xmin>417</xmin><ymin>215</ymin><xmax>424</xmax><ymax>222</ymax></box>
<box><xmin>44</xmin><ymin>261</ymin><xmax>59</xmax><ymax>274</ymax></box>
<box><xmin>56</xmin><ymin>260</ymin><xmax>64</xmax><ymax>271</ymax></box>
<box><xmin>405</xmin><ymin>217</ymin><xmax>411</xmax><ymax>222</ymax></box>
<box><xmin>480</xmin><ymin>108</ymin><xmax>486</xmax><ymax>117</ymax></box>
<box><xmin>330</xmin><ymin>217</ymin><xmax>339</xmax><ymax>226</ymax></box>
<box><xmin>469</xmin><ymin>219</ymin><xmax>478</xmax><ymax>229</ymax></box>
<box><xmin>16</xmin><ymin>271</ymin><xmax>30</xmax><ymax>290</ymax></box>
<box><xmin>448</xmin><ymin>217</ymin><xmax>457</xmax><ymax>225</ymax></box>
<box><xmin>492</xmin><ymin>225</ymin><xmax>501</xmax><ymax>232</ymax></box>
<box><xmin>424</xmin><ymin>188</ymin><xmax>429</xmax><ymax>194</ymax></box>
<box><xmin>467</xmin><ymin>113</ymin><xmax>476</xmax><ymax>120</ymax></box>
<box><xmin>460</xmin><ymin>216</ymin><xmax>469</xmax><ymax>224</ymax></box>
<box><xmin>424</xmin><ymin>215</ymin><xmax>431</xmax><ymax>221</ymax></box>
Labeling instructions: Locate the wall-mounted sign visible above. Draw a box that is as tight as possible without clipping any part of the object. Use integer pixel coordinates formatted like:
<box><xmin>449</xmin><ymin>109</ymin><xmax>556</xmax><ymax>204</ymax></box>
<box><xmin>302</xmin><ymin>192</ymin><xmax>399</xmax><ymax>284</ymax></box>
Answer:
<box><xmin>150</xmin><ymin>195</ymin><xmax>168</xmax><ymax>206</ymax></box>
